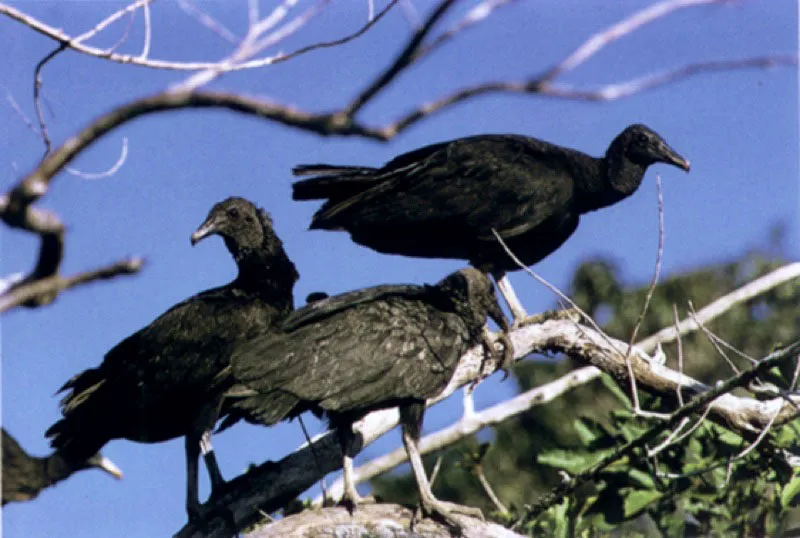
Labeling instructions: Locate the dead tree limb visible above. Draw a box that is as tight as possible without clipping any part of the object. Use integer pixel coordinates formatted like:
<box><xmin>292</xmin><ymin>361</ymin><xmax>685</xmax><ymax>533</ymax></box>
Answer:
<box><xmin>244</xmin><ymin>504</ymin><xmax>525</xmax><ymax>538</ymax></box>
<box><xmin>0</xmin><ymin>257</ymin><xmax>144</xmax><ymax>313</ymax></box>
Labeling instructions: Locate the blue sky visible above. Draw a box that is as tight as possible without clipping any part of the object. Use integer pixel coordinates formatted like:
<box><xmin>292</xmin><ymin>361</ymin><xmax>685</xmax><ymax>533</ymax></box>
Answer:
<box><xmin>1</xmin><ymin>1</ymin><xmax>797</xmax><ymax>536</ymax></box>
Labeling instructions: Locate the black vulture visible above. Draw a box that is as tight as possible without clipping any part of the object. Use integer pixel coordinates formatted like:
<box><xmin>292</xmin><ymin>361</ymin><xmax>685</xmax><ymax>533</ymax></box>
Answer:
<box><xmin>2</xmin><ymin>428</ymin><xmax>122</xmax><ymax>505</ymax></box>
<box><xmin>224</xmin><ymin>268</ymin><xmax>511</xmax><ymax>525</ymax></box>
<box><xmin>292</xmin><ymin>124</ymin><xmax>690</xmax><ymax>322</ymax></box>
<box><xmin>44</xmin><ymin>197</ymin><xmax>298</xmax><ymax>520</ymax></box>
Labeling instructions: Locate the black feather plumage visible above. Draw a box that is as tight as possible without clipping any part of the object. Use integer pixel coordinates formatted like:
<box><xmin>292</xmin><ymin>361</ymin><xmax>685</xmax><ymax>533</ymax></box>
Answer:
<box><xmin>224</xmin><ymin>268</ymin><xmax>509</xmax><ymax>520</ymax></box>
<box><xmin>44</xmin><ymin>197</ymin><xmax>297</xmax><ymax>520</ymax></box>
<box><xmin>292</xmin><ymin>125</ymin><xmax>689</xmax><ymax>274</ymax></box>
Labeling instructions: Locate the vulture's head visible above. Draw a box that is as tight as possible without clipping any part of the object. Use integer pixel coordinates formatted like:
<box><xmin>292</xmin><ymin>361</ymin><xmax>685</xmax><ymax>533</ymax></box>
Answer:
<box><xmin>611</xmin><ymin>124</ymin><xmax>690</xmax><ymax>172</ymax></box>
<box><xmin>191</xmin><ymin>197</ymin><xmax>270</xmax><ymax>256</ymax></box>
<box><xmin>438</xmin><ymin>268</ymin><xmax>509</xmax><ymax>332</ymax></box>
<box><xmin>83</xmin><ymin>452</ymin><xmax>123</xmax><ymax>480</ymax></box>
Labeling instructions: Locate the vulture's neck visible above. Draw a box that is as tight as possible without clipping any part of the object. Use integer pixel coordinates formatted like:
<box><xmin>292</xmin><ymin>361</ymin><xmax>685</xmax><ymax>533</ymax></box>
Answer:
<box><xmin>43</xmin><ymin>453</ymin><xmax>78</xmax><ymax>486</ymax></box>
<box><xmin>575</xmin><ymin>153</ymin><xmax>646</xmax><ymax>213</ymax></box>
<box><xmin>230</xmin><ymin>239</ymin><xmax>298</xmax><ymax>312</ymax></box>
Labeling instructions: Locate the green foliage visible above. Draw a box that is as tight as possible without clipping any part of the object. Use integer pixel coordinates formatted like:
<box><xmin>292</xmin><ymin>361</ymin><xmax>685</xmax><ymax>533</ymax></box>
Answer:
<box><xmin>370</xmin><ymin>241</ymin><xmax>800</xmax><ymax>536</ymax></box>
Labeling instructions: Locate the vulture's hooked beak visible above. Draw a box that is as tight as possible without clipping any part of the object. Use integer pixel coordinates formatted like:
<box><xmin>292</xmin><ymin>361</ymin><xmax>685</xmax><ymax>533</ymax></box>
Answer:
<box><xmin>660</xmin><ymin>143</ymin><xmax>691</xmax><ymax>172</ymax></box>
<box><xmin>191</xmin><ymin>217</ymin><xmax>220</xmax><ymax>246</ymax></box>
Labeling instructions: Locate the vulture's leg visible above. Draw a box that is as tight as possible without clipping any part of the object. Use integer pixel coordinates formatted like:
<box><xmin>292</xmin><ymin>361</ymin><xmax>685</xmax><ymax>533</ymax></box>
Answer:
<box><xmin>494</xmin><ymin>273</ymin><xmax>528</xmax><ymax>325</ymax></box>
<box><xmin>337</xmin><ymin>425</ymin><xmax>374</xmax><ymax>511</ymax></box>
<box><xmin>400</xmin><ymin>403</ymin><xmax>483</xmax><ymax>526</ymax></box>
<box><xmin>184</xmin><ymin>432</ymin><xmax>203</xmax><ymax>521</ymax></box>
<box><xmin>200</xmin><ymin>429</ymin><xmax>226</xmax><ymax>490</ymax></box>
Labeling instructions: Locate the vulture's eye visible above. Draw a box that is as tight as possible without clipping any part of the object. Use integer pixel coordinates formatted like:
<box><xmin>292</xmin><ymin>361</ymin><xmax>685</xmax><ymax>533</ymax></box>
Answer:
<box><xmin>227</xmin><ymin>207</ymin><xmax>240</xmax><ymax>219</ymax></box>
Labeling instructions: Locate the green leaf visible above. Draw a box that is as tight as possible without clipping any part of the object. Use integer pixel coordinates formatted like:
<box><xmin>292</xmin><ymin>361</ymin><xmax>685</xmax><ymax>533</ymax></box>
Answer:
<box><xmin>574</xmin><ymin>417</ymin><xmax>601</xmax><ymax>446</ymax></box>
<box><xmin>623</xmin><ymin>488</ymin><xmax>663</xmax><ymax>518</ymax></box>
<box><xmin>627</xmin><ymin>468</ymin><xmax>656</xmax><ymax>490</ymax></box>
<box><xmin>538</xmin><ymin>448</ymin><xmax>614</xmax><ymax>474</ymax></box>
<box><xmin>781</xmin><ymin>474</ymin><xmax>800</xmax><ymax>508</ymax></box>
<box><xmin>600</xmin><ymin>374</ymin><xmax>633</xmax><ymax>408</ymax></box>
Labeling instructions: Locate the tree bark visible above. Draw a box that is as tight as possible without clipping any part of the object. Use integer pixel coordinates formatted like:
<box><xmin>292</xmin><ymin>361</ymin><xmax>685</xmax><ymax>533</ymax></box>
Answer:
<box><xmin>244</xmin><ymin>504</ymin><xmax>525</xmax><ymax>538</ymax></box>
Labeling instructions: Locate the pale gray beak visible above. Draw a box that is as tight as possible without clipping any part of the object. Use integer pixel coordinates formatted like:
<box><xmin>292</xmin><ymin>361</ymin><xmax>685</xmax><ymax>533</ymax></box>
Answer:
<box><xmin>92</xmin><ymin>454</ymin><xmax>123</xmax><ymax>480</ymax></box>
<box><xmin>660</xmin><ymin>143</ymin><xmax>691</xmax><ymax>172</ymax></box>
<box><xmin>191</xmin><ymin>218</ymin><xmax>219</xmax><ymax>246</ymax></box>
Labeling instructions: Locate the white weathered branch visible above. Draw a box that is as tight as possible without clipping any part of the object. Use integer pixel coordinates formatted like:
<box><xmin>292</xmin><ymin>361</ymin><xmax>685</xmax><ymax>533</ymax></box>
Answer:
<box><xmin>540</xmin><ymin>0</ymin><xmax>722</xmax><ymax>81</ymax></box>
<box><xmin>245</xmin><ymin>504</ymin><xmax>525</xmax><ymax>538</ymax></box>
<box><xmin>638</xmin><ymin>262</ymin><xmax>800</xmax><ymax>350</ymax></box>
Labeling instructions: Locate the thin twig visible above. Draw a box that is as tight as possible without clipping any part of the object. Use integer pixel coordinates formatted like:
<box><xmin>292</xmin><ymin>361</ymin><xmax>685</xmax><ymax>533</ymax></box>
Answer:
<box><xmin>175</xmin><ymin>0</ymin><xmax>239</xmax><ymax>44</ymax></box>
<box><xmin>105</xmin><ymin>10</ymin><xmax>137</xmax><ymax>54</ymax></box>
<box><xmin>688</xmin><ymin>300</ymin><xmax>758</xmax><ymax>365</ymax></box>
<box><xmin>688</xmin><ymin>302</ymin><xmax>742</xmax><ymax>374</ymax></box>
<box><xmin>72</xmin><ymin>0</ymin><xmax>154</xmax><ymax>44</ymax></box>
<box><xmin>252</xmin><ymin>0</ymin><xmax>330</xmax><ymax>55</ymax></box>
<box><xmin>297</xmin><ymin>415</ymin><xmax>327</xmax><ymax>503</ymax></box>
<box><xmin>398</xmin><ymin>0</ymin><xmax>421</xmax><ymax>29</ymax></box>
<box><xmin>646</xmin><ymin>417</ymin><xmax>691</xmax><ymax>458</ymax></box>
<box><xmin>623</xmin><ymin>175</ymin><xmax>665</xmax><ymax>414</ymax></box>
<box><xmin>139</xmin><ymin>0</ymin><xmax>152</xmax><ymax>59</ymax></box>
<box><xmin>66</xmin><ymin>137</ymin><xmax>129</xmax><ymax>180</ymax></box>
<box><xmin>673</xmin><ymin>304</ymin><xmax>685</xmax><ymax>406</ymax></box>
<box><xmin>538</xmin><ymin>0</ymin><xmax>723</xmax><ymax>83</ymax></box>
<box><xmin>429</xmin><ymin>455</ymin><xmax>444</xmax><ymax>487</ymax></box>
<box><xmin>268</xmin><ymin>0</ymin><xmax>398</xmax><ymax>65</ymax></box>
<box><xmin>628</xmin><ymin>174</ymin><xmax>665</xmax><ymax>347</ymax></box>
<box><xmin>416</xmin><ymin>0</ymin><xmax>519</xmax><ymax>61</ymax></box>
<box><xmin>476</xmin><ymin>465</ymin><xmax>508</xmax><ymax>514</ymax></box>
<box><xmin>248</xmin><ymin>0</ymin><xmax>260</xmax><ymax>30</ymax></box>
<box><xmin>0</xmin><ymin>257</ymin><xmax>144</xmax><ymax>313</ymax></box>
<box><xmin>490</xmin><ymin>229</ymin><xmax>620</xmax><ymax>356</ymax></box>
<box><xmin>342</xmin><ymin>0</ymin><xmax>459</xmax><ymax>118</ymax></box>
<box><xmin>5</xmin><ymin>90</ymin><xmax>39</xmax><ymax>136</ymax></box>
<box><xmin>33</xmin><ymin>44</ymin><xmax>66</xmax><ymax>156</ymax></box>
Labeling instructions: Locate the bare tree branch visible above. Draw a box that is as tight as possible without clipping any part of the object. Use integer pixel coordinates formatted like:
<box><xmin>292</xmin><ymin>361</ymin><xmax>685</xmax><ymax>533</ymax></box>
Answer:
<box><xmin>520</xmin><ymin>340</ymin><xmax>800</xmax><ymax>523</ymax></box>
<box><xmin>0</xmin><ymin>257</ymin><xmax>144</xmax><ymax>313</ymax></box>
<box><xmin>383</xmin><ymin>55</ymin><xmax>797</xmax><ymax>136</ymax></box>
<box><xmin>0</xmin><ymin>0</ymin><xmax>392</xmax><ymax>74</ymax></box>
<box><xmin>638</xmin><ymin>262</ymin><xmax>800</xmax><ymax>350</ymax></box>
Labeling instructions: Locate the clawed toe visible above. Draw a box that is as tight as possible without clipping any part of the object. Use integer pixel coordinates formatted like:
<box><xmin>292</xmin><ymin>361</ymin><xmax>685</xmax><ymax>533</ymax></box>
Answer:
<box><xmin>516</xmin><ymin>307</ymin><xmax>581</xmax><ymax>328</ymax></box>
<box><xmin>420</xmin><ymin>497</ymin><xmax>484</xmax><ymax>528</ymax></box>
<box><xmin>337</xmin><ymin>493</ymin><xmax>376</xmax><ymax>514</ymax></box>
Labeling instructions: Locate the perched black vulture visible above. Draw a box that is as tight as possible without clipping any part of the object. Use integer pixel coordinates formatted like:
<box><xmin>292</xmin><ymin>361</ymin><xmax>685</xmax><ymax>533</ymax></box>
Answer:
<box><xmin>44</xmin><ymin>197</ymin><xmax>298</xmax><ymax>520</ymax></box>
<box><xmin>224</xmin><ymin>268</ymin><xmax>511</xmax><ymax>525</ymax></box>
<box><xmin>2</xmin><ymin>428</ymin><xmax>122</xmax><ymax>505</ymax></box>
<box><xmin>293</xmin><ymin>124</ymin><xmax>690</xmax><ymax>321</ymax></box>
